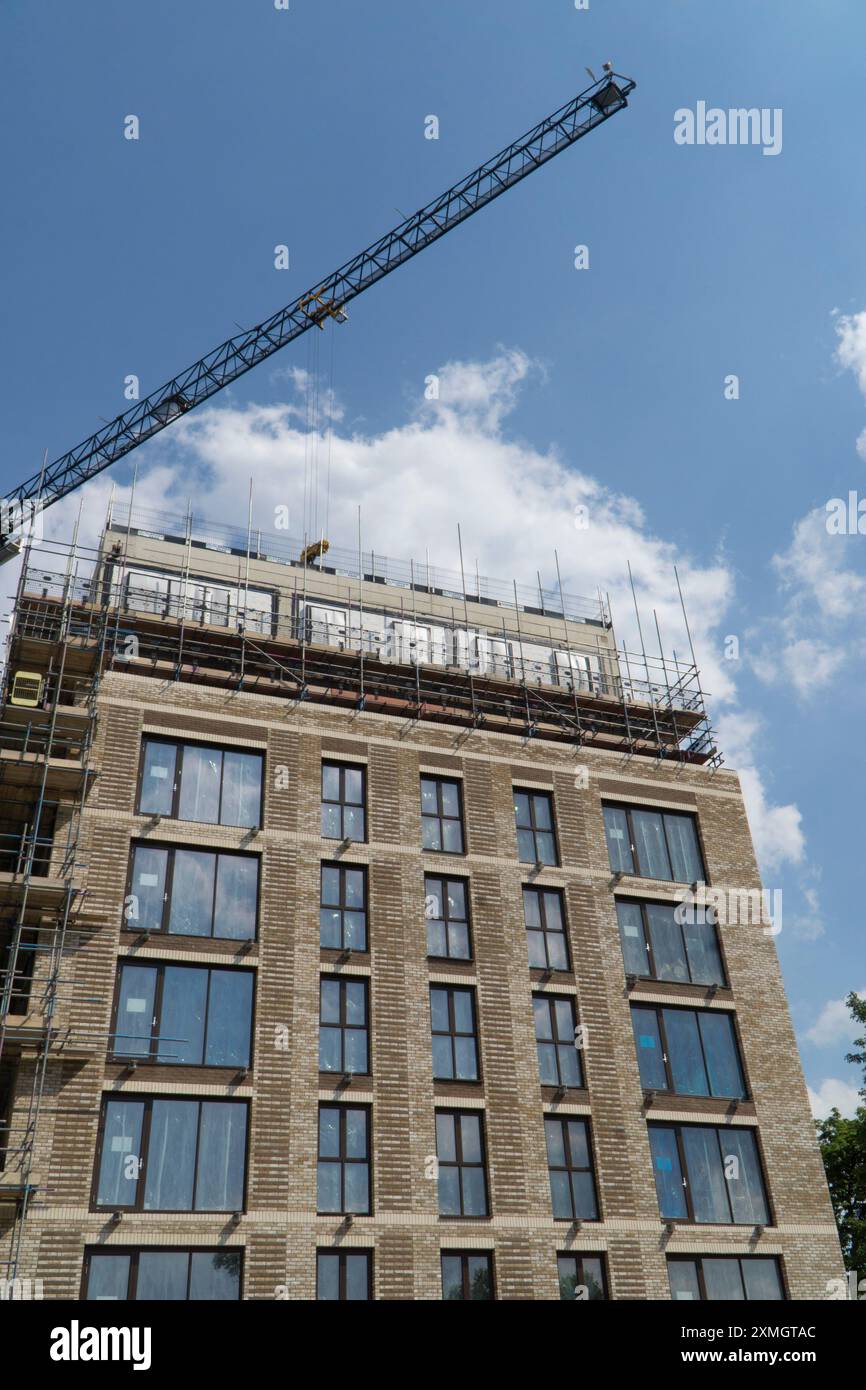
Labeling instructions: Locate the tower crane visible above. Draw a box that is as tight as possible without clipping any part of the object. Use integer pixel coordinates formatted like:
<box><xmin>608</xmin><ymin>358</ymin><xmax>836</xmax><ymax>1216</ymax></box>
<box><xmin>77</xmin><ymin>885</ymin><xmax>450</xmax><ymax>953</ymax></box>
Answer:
<box><xmin>0</xmin><ymin>69</ymin><xmax>635</xmax><ymax>552</ymax></box>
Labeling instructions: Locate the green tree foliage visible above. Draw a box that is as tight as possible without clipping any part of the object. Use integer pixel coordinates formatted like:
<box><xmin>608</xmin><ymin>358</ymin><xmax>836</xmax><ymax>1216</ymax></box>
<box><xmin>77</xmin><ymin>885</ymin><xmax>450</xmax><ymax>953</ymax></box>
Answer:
<box><xmin>816</xmin><ymin>991</ymin><xmax>866</xmax><ymax>1272</ymax></box>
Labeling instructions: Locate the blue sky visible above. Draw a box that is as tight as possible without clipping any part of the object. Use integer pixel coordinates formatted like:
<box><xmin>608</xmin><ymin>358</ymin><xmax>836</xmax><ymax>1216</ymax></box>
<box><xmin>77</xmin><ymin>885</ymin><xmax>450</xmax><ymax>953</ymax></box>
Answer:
<box><xmin>2</xmin><ymin>0</ymin><xmax>865</xmax><ymax>1111</ymax></box>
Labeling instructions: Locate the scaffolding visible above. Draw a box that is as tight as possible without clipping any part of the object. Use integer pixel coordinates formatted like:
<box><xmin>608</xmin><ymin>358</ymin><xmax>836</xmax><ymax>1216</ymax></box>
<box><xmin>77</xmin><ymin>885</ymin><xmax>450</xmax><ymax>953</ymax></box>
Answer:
<box><xmin>0</xmin><ymin>518</ymin><xmax>109</xmax><ymax>1290</ymax></box>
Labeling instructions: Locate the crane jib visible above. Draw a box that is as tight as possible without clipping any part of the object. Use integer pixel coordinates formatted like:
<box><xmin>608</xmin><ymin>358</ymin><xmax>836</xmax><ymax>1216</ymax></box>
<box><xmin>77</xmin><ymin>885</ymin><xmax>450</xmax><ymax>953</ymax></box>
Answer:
<box><xmin>3</xmin><ymin>74</ymin><xmax>635</xmax><ymax>533</ymax></box>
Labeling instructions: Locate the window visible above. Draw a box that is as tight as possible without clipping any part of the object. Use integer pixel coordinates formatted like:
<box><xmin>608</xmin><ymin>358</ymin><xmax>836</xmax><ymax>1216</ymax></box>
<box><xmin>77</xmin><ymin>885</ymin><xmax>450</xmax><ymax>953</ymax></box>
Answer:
<box><xmin>94</xmin><ymin>1097</ymin><xmax>247</xmax><ymax>1212</ymax></box>
<box><xmin>431</xmin><ymin>986</ymin><xmax>479</xmax><ymax>1082</ymax></box>
<box><xmin>557</xmin><ymin>1253</ymin><xmax>607</xmax><ymax>1300</ymax></box>
<box><xmin>667</xmin><ymin>1256</ymin><xmax>784</xmax><ymax>1301</ymax></box>
<box><xmin>319</xmin><ymin>976</ymin><xmax>369</xmax><ymax>1074</ymax></box>
<box><xmin>316</xmin><ymin>1249</ymin><xmax>372</xmax><ymax>1301</ymax></box>
<box><xmin>83</xmin><ymin>1248</ymin><xmax>242</xmax><ymax>1300</ymax></box>
<box><xmin>631</xmin><ymin>1005</ymin><xmax>746</xmax><ymax>1098</ymax></box>
<box><xmin>138</xmin><ymin>738</ymin><xmax>263</xmax><ymax>828</ymax></box>
<box><xmin>113</xmin><ymin>961</ymin><xmax>253</xmax><ymax>1067</ymax></box>
<box><xmin>321</xmin><ymin>762</ymin><xmax>366</xmax><ymax>842</ymax></box>
<box><xmin>514</xmin><ymin>789</ymin><xmax>558</xmax><ymax>865</ymax></box>
<box><xmin>441</xmin><ymin>1252</ymin><xmax>494</xmax><ymax>1300</ymax></box>
<box><xmin>421</xmin><ymin>777</ymin><xmax>464</xmax><ymax>854</ymax></box>
<box><xmin>126</xmin><ymin>843</ymin><xmax>259</xmax><ymax>941</ymax></box>
<box><xmin>317</xmin><ymin>1105</ymin><xmax>371</xmax><ymax>1214</ymax></box>
<box><xmin>319</xmin><ymin>864</ymin><xmax>367</xmax><ymax>951</ymax></box>
<box><xmin>603</xmin><ymin>804</ymin><xmax>704</xmax><ymax>883</ymax></box>
<box><xmin>436</xmin><ymin>1111</ymin><xmax>488</xmax><ymax>1218</ymax></box>
<box><xmin>524</xmin><ymin>887</ymin><xmax>569</xmax><ymax>971</ymax></box>
<box><xmin>545</xmin><ymin>1116</ymin><xmax>599</xmax><ymax>1221</ymax></box>
<box><xmin>616</xmin><ymin>899</ymin><xmax>725</xmax><ymax>986</ymax></box>
<box><xmin>648</xmin><ymin>1124</ymin><xmax>769</xmax><ymax>1225</ymax></box>
<box><xmin>425</xmin><ymin>875</ymin><xmax>471</xmax><ymax>960</ymax></box>
<box><xmin>533</xmin><ymin>995</ymin><xmax>583</xmax><ymax>1089</ymax></box>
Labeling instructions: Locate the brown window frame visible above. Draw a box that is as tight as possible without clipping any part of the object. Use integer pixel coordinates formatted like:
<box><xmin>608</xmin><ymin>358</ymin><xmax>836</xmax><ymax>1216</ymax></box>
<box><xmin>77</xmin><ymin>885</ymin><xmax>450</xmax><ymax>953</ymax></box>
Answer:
<box><xmin>440</xmin><ymin>1250</ymin><xmax>495</xmax><ymax>1300</ymax></box>
<box><xmin>435</xmin><ymin>1108</ymin><xmax>490</xmax><ymax>1220</ymax></box>
<box><xmin>603</xmin><ymin>802</ymin><xmax>707</xmax><ymax>883</ymax></box>
<box><xmin>319</xmin><ymin>974</ymin><xmax>370</xmax><ymax>1076</ymax></box>
<box><xmin>532</xmin><ymin>993</ymin><xmax>583</xmax><ymax>1090</ymax></box>
<box><xmin>430</xmin><ymin>984</ymin><xmax>480</xmax><ymax>1083</ymax></box>
<box><xmin>316</xmin><ymin>1103</ymin><xmax>372</xmax><ymax>1216</ymax></box>
<box><xmin>523</xmin><ymin>885</ymin><xmax>570</xmax><ymax>972</ymax></box>
<box><xmin>647</xmin><ymin>1121</ymin><xmax>773</xmax><ymax>1227</ymax></box>
<box><xmin>316</xmin><ymin>1248</ymin><xmax>374</xmax><ymax>1301</ymax></box>
<box><xmin>320</xmin><ymin>761</ymin><xmax>367</xmax><ymax>843</ymax></box>
<box><xmin>319</xmin><ymin>862</ymin><xmax>368</xmax><ymax>953</ymax></box>
<box><xmin>513</xmin><ymin>788</ymin><xmax>559</xmax><ymax>866</ymax></box>
<box><xmin>110</xmin><ymin>958</ymin><xmax>255</xmax><ymax>1069</ymax></box>
<box><xmin>420</xmin><ymin>776</ymin><xmax>465</xmax><ymax>855</ymax></box>
<box><xmin>92</xmin><ymin>1094</ymin><xmax>250</xmax><ymax>1214</ymax></box>
<box><xmin>666</xmin><ymin>1254</ymin><xmax>786</xmax><ymax>1302</ymax></box>
<box><xmin>80</xmin><ymin>1246</ymin><xmax>244</xmax><ymax>1301</ymax></box>
<box><xmin>545</xmin><ymin>1114</ymin><xmax>600</xmax><ymax>1223</ymax></box>
<box><xmin>615</xmin><ymin>898</ymin><xmax>727</xmax><ymax>987</ymax></box>
<box><xmin>124</xmin><ymin>840</ymin><xmax>260</xmax><ymax>942</ymax></box>
<box><xmin>424</xmin><ymin>873</ymin><xmax>472</xmax><ymax>962</ymax></box>
<box><xmin>556</xmin><ymin>1251</ymin><xmax>608</xmax><ymax>1300</ymax></box>
<box><xmin>629</xmin><ymin>1001</ymin><xmax>748</xmax><ymax>1100</ymax></box>
<box><xmin>136</xmin><ymin>736</ymin><xmax>264</xmax><ymax>828</ymax></box>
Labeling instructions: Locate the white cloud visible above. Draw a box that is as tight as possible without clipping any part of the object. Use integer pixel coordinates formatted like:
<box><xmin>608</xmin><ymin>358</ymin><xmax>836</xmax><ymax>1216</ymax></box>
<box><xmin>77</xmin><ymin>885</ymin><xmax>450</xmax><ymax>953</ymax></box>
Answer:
<box><xmin>808</xmin><ymin>1078</ymin><xmax>862</xmax><ymax>1120</ymax></box>
<box><xmin>835</xmin><ymin>309</ymin><xmax>866</xmax><ymax>399</ymax></box>
<box><xmin>715</xmin><ymin>710</ymin><xmax>804</xmax><ymax>871</ymax></box>
<box><xmin>787</xmin><ymin>884</ymin><xmax>826</xmax><ymax>942</ymax></box>
<box><xmin>9</xmin><ymin>350</ymin><xmax>803</xmax><ymax>880</ymax></box>
<box><xmin>805</xmin><ymin>989</ymin><xmax>866</xmax><ymax>1048</ymax></box>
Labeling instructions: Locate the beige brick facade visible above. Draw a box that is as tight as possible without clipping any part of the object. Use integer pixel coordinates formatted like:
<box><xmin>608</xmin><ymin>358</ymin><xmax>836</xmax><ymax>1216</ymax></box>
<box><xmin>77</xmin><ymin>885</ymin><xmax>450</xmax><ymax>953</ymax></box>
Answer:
<box><xmin>0</xmin><ymin>664</ymin><xmax>844</xmax><ymax>1300</ymax></box>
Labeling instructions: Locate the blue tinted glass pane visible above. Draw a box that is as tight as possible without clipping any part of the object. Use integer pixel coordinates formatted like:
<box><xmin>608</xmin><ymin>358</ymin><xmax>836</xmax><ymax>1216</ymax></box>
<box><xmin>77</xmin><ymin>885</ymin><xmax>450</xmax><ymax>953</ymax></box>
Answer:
<box><xmin>646</xmin><ymin>904</ymin><xmax>689</xmax><ymax>982</ymax></box>
<box><xmin>85</xmin><ymin>1254</ymin><xmax>130</xmax><ymax>1300</ymax></box>
<box><xmin>189</xmin><ymin>1251</ymin><xmax>241</xmax><ymax>1300</ymax></box>
<box><xmin>517</xmin><ymin>828</ymin><xmax>536</xmax><ymax>863</ymax></box>
<box><xmin>136</xmin><ymin>1252</ymin><xmax>189</xmax><ymax>1300</ymax></box>
<box><xmin>206</xmin><ymin>969</ymin><xmax>253</xmax><ymax>1067</ymax></box>
<box><xmin>319</xmin><ymin>1108</ymin><xmax>340</xmax><ymax>1158</ymax></box>
<box><xmin>344</xmin><ymin>1163</ymin><xmax>369</xmax><ymax>1213</ymax></box>
<box><xmin>345</xmin><ymin>982</ymin><xmax>366</xmax><ymax>1024</ymax></box>
<box><xmin>321</xmin><ymin>867</ymin><xmax>341</xmax><ymax>905</ymax></box>
<box><xmin>617</xmin><ymin>900</ymin><xmax>650</xmax><ymax>976</ymax></box>
<box><xmin>221</xmin><ymin>752</ymin><xmax>262</xmax><ymax>828</ymax></box>
<box><xmin>344</xmin><ymin>1029</ymin><xmax>368</xmax><ymax>1073</ymax></box>
<box><xmin>430</xmin><ymin>988</ymin><xmax>449</xmax><ymax>1033</ymax></box>
<box><xmin>440</xmin><ymin>782</ymin><xmax>459</xmax><ymax>818</ymax></box>
<box><xmin>438</xmin><ymin>1166</ymin><xmax>461</xmax><ymax>1216</ymax></box>
<box><xmin>441</xmin><ymin>1255</ymin><xmax>463</xmax><ymax>1299</ymax></box>
<box><xmin>632</xmin><ymin>810</ymin><xmax>672</xmax><ymax>879</ymax></box>
<box><xmin>168</xmin><ymin>850</ymin><xmax>215</xmax><ymax>936</ymax></box>
<box><xmin>681</xmin><ymin>1127</ymin><xmax>730</xmax><ymax>1223</ymax></box>
<box><xmin>320</xmin><ymin>1028</ymin><xmax>341</xmax><ymax>1072</ymax></box>
<box><xmin>702</xmin><ymin>1259</ymin><xmax>745</xmax><ymax>1300</ymax></box>
<box><xmin>452</xmin><ymin>991</ymin><xmax>474</xmax><ymax>1034</ymax></box>
<box><xmin>320</xmin><ymin>910</ymin><xmax>342</xmax><ymax>948</ymax></box>
<box><xmin>459</xmin><ymin>1114</ymin><xmax>482</xmax><ymax>1164</ymax></box>
<box><xmin>722</xmin><ymin>1130</ymin><xmax>768</xmax><ymax>1225</ymax></box>
<box><xmin>549</xmin><ymin>1169</ymin><xmax>572</xmax><ymax>1219</ymax></box>
<box><xmin>345</xmin><ymin>1109</ymin><xmax>367</xmax><ymax>1158</ymax></box>
<box><xmin>742</xmin><ymin>1259</ymin><xmax>783</xmax><ymax>1301</ymax></box>
<box><xmin>115</xmin><ymin>965</ymin><xmax>156</xmax><ymax>1058</ymax></box>
<box><xmin>318</xmin><ymin>1162</ymin><xmax>341</xmax><ymax>1212</ymax></box>
<box><xmin>436</xmin><ymin>1112</ymin><xmax>456</xmax><ymax>1162</ymax></box>
<box><xmin>454</xmin><ymin>1037</ymin><xmax>478</xmax><ymax>1081</ymax></box>
<box><xmin>344</xmin><ymin>769</ymin><xmax>364</xmax><ymax>805</ymax></box>
<box><xmin>317</xmin><ymin>1253</ymin><xmax>340</xmax><ymax>1300</ymax></box>
<box><xmin>558</xmin><ymin>1044</ymin><xmax>582</xmax><ymax>1087</ymax></box>
<box><xmin>344</xmin><ymin>870</ymin><xmax>364</xmax><ymax>908</ymax></box>
<box><xmin>343</xmin><ymin>805</ymin><xmax>365</xmax><ymax>841</ymax></box>
<box><xmin>130</xmin><ymin>846</ymin><xmax>167</xmax><ymax>932</ymax></box>
<box><xmin>461</xmin><ymin>1167</ymin><xmax>487</xmax><ymax>1217</ymax></box>
<box><xmin>663</xmin><ymin>1009</ymin><xmax>709</xmax><ymax>1096</ymax></box>
<box><xmin>537</xmin><ymin>1041</ymin><xmax>558</xmax><ymax>1085</ymax></box>
<box><xmin>178</xmin><ymin>745</ymin><xmax>222</xmax><ymax>824</ymax></box>
<box><xmin>158</xmin><ymin>966</ymin><xmax>208</xmax><ymax>1065</ymax></box>
<box><xmin>664</xmin><ymin>814</ymin><xmax>702</xmax><ymax>883</ymax></box>
<box><xmin>139</xmin><ymin>742</ymin><xmax>176</xmax><ymax>816</ymax></box>
<box><xmin>96</xmin><ymin>1100</ymin><xmax>144</xmax><ymax>1207</ymax></box>
<box><xmin>684</xmin><ymin>919</ymin><xmax>725</xmax><ymax>986</ymax></box>
<box><xmin>533</xmin><ymin>997</ymin><xmax>553</xmax><ymax>1040</ymax></box>
<box><xmin>631</xmin><ymin>1007</ymin><xmax>666</xmax><ymax>1089</ymax></box>
<box><xmin>698</xmin><ymin>1012</ymin><xmax>745</xmax><ymax>1099</ymax></box>
<box><xmin>214</xmin><ymin>855</ymin><xmax>258</xmax><ymax>940</ymax></box>
<box><xmin>570</xmin><ymin>1171</ymin><xmax>597</xmax><ymax>1220</ymax></box>
<box><xmin>649</xmin><ymin>1127</ymin><xmax>686</xmax><ymax>1219</ymax></box>
<box><xmin>447</xmin><ymin>923</ymin><xmax>470</xmax><ymax>959</ymax></box>
<box><xmin>143</xmin><ymin>1101</ymin><xmax>197</xmax><ymax>1210</ymax></box>
<box><xmin>545</xmin><ymin>1119</ymin><xmax>565</xmax><ymax>1167</ymax></box>
<box><xmin>196</xmin><ymin>1103</ymin><xmax>246</xmax><ymax>1211</ymax></box>
<box><xmin>668</xmin><ymin>1261</ymin><xmax>701</xmax><ymax>1301</ymax></box>
<box><xmin>603</xmin><ymin>806</ymin><xmax>634</xmax><ymax>873</ymax></box>
<box><xmin>536</xmin><ymin>832</ymin><xmax>557</xmax><ymax>865</ymax></box>
<box><xmin>344</xmin><ymin>1254</ymin><xmax>369</xmax><ymax>1300</ymax></box>
<box><xmin>466</xmin><ymin>1257</ymin><xmax>491</xmax><ymax>1300</ymax></box>
<box><xmin>432</xmin><ymin>1035</ymin><xmax>453</xmax><ymax>1079</ymax></box>
<box><xmin>442</xmin><ymin>819</ymin><xmax>463</xmax><ymax>853</ymax></box>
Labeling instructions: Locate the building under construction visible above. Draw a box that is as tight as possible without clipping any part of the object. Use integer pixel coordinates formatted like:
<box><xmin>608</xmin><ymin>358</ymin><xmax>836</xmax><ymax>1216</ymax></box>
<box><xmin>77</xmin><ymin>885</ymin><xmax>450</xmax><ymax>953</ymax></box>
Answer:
<box><xmin>0</xmin><ymin>502</ymin><xmax>843</xmax><ymax>1300</ymax></box>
